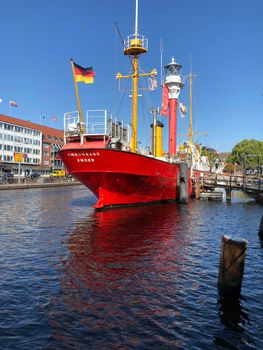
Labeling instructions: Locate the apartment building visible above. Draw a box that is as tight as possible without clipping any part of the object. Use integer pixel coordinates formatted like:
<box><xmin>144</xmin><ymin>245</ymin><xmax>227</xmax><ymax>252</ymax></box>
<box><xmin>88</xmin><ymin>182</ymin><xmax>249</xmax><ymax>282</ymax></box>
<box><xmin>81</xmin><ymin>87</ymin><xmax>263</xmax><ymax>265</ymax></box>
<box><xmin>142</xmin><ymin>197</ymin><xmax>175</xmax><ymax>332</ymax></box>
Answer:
<box><xmin>0</xmin><ymin>114</ymin><xmax>64</xmax><ymax>176</ymax></box>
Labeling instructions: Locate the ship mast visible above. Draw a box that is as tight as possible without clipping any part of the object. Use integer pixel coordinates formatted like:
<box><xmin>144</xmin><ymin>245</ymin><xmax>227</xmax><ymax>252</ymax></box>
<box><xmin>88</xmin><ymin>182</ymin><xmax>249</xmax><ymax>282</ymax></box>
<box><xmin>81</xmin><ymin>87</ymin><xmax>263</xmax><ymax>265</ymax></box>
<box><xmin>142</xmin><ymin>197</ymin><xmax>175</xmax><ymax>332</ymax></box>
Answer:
<box><xmin>187</xmin><ymin>72</ymin><xmax>207</xmax><ymax>145</ymax></box>
<box><xmin>188</xmin><ymin>72</ymin><xmax>193</xmax><ymax>144</ymax></box>
<box><xmin>116</xmin><ymin>0</ymin><xmax>156</xmax><ymax>153</ymax></box>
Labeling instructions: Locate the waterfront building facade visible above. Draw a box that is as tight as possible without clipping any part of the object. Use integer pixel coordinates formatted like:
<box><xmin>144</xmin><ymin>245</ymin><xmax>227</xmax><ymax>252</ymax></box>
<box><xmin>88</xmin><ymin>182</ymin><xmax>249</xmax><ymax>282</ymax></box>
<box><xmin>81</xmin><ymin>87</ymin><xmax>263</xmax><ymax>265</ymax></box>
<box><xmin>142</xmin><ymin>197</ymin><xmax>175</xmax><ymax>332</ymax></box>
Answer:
<box><xmin>0</xmin><ymin>114</ymin><xmax>64</xmax><ymax>176</ymax></box>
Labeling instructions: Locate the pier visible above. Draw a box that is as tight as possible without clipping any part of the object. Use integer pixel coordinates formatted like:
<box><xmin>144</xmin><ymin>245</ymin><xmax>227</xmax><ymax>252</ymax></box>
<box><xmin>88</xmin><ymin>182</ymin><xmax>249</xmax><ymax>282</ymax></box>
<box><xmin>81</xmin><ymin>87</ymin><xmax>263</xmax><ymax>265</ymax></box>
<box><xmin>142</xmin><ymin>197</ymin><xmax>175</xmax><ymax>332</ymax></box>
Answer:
<box><xmin>195</xmin><ymin>172</ymin><xmax>262</xmax><ymax>203</ymax></box>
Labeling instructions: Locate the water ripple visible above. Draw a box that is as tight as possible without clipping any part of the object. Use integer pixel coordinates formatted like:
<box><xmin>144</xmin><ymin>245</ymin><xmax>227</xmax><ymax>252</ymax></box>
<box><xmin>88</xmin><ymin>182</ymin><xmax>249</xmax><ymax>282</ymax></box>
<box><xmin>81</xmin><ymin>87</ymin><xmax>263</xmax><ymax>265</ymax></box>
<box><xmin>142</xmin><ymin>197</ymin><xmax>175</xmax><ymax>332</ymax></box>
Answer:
<box><xmin>0</xmin><ymin>187</ymin><xmax>262</xmax><ymax>349</ymax></box>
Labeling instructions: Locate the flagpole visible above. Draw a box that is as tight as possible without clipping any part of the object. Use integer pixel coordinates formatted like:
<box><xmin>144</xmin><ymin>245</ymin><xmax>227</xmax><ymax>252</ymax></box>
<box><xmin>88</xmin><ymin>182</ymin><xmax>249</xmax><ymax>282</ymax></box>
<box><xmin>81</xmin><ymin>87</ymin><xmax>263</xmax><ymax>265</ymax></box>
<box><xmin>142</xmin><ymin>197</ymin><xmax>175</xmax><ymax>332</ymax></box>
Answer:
<box><xmin>70</xmin><ymin>59</ymin><xmax>85</xmax><ymax>134</ymax></box>
<box><xmin>9</xmin><ymin>103</ymin><xmax>11</xmax><ymax>116</ymax></box>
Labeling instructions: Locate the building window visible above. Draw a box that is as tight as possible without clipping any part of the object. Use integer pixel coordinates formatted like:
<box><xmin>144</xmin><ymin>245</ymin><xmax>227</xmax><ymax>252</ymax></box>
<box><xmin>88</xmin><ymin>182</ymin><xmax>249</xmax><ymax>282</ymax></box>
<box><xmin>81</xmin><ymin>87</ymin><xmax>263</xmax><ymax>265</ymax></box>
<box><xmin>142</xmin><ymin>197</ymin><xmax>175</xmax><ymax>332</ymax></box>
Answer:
<box><xmin>3</xmin><ymin>155</ymin><xmax>13</xmax><ymax>161</ymax></box>
<box><xmin>15</xmin><ymin>136</ymin><xmax>23</xmax><ymax>143</ymax></box>
<box><xmin>24</xmin><ymin>138</ymin><xmax>33</xmax><ymax>144</ymax></box>
<box><xmin>4</xmin><ymin>134</ymin><xmax>13</xmax><ymax>141</ymax></box>
<box><xmin>4</xmin><ymin>145</ymin><xmax>13</xmax><ymax>151</ymax></box>
<box><xmin>4</xmin><ymin>124</ymin><xmax>13</xmax><ymax>130</ymax></box>
<box><xmin>14</xmin><ymin>146</ymin><xmax>23</xmax><ymax>152</ymax></box>
<box><xmin>15</xmin><ymin>126</ymin><xmax>23</xmax><ymax>133</ymax></box>
<box><xmin>33</xmin><ymin>149</ymin><xmax>40</xmax><ymax>155</ymax></box>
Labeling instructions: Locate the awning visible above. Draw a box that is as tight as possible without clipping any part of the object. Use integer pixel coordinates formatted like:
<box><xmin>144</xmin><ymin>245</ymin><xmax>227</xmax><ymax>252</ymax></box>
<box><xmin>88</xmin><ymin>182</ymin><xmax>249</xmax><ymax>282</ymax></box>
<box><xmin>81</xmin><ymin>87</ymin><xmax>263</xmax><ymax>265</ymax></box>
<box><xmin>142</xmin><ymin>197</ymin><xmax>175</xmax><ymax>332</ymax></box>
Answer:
<box><xmin>51</xmin><ymin>143</ymin><xmax>62</xmax><ymax>151</ymax></box>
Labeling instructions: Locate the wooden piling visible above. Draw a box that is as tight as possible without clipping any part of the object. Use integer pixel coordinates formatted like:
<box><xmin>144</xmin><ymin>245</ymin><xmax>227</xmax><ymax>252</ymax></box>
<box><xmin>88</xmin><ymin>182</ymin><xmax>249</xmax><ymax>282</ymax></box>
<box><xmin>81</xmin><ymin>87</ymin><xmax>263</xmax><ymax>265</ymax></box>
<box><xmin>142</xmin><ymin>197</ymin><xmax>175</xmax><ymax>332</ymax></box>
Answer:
<box><xmin>179</xmin><ymin>162</ymin><xmax>188</xmax><ymax>203</ymax></box>
<box><xmin>195</xmin><ymin>179</ymin><xmax>200</xmax><ymax>199</ymax></box>
<box><xmin>258</xmin><ymin>215</ymin><xmax>263</xmax><ymax>240</ymax></box>
<box><xmin>218</xmin><ymin>235</ymin><xmax>248</xmax><ymax>294</ymax></box>
<box><xmin>225</xmin><ymin>188</ymin><xmax>232</xmax><ymax>201</ymax></box>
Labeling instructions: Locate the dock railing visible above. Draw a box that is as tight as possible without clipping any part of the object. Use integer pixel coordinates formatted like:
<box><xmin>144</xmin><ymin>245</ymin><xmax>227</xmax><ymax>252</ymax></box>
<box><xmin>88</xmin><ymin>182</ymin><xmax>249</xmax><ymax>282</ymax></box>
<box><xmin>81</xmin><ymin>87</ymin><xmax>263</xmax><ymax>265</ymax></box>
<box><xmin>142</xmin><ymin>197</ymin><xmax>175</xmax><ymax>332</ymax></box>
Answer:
<box><xmin>201</xmin><ymin>172</ymin><xmax>262</xmax><ymax>192</ymax></box>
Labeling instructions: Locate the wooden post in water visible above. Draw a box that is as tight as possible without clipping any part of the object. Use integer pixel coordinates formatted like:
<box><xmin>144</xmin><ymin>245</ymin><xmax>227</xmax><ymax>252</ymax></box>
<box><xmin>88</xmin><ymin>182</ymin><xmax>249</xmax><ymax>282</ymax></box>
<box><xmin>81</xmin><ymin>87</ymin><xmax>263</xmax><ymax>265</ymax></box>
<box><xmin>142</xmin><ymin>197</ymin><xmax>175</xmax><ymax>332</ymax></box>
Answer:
<box><xmin>225</xmin><ymin>188</ymin><xmax>232</xmax><ymax>201</ymax></box>
<box><xmin>218</xmin><ymin>235</ymin><xmax>248</xmax><ymax>294</ymax></box>
<box><xmin>179</xmin><ymin>162</ymin><xmax>188</xmax><ymax>203</ymax></box>
<box><xmin>225</xmin><ymin>175</ymin><xmax>232</xmax><ymax>201</ymax></box>
<box><xmin>195</xmin><ymin>178</ymin><xmax>201</xmax><ymax>199</ymax></box>
<box><xmin>258</xmin><ymin>215</ymin><xmax>263</xmax><ymax>240</ymax></box>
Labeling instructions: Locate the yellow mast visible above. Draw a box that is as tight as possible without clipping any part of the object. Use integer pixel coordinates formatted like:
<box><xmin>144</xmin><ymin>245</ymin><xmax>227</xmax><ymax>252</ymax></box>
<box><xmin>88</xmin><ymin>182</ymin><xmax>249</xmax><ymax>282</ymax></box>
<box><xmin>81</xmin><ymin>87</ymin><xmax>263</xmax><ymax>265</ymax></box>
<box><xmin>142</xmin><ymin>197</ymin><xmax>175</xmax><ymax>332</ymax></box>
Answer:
<box><xmin>70</xmin><ymin>59</ymin><xmax>85</xmax><ymax>135</ymax></box>
<box><xmin>116</xmin><ymin>0</ymin><xmax>156</xmax><ymax>153</ymax></box>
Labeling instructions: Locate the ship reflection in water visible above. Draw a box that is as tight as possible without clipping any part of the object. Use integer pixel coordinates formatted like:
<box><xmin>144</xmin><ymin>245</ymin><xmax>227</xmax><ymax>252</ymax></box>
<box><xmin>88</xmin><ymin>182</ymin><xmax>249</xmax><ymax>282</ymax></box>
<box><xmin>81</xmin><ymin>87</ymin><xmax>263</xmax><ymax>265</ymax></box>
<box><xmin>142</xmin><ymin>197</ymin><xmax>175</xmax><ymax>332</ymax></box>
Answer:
<box><xmin>53</xmin><ymin>204</ymin><xmax>191</xmax><ymax>349</ymax></box>
<box><xmin>66</xmin><ymin>204</ymin><xmax>186</xmax><ymax>287</ymax></box>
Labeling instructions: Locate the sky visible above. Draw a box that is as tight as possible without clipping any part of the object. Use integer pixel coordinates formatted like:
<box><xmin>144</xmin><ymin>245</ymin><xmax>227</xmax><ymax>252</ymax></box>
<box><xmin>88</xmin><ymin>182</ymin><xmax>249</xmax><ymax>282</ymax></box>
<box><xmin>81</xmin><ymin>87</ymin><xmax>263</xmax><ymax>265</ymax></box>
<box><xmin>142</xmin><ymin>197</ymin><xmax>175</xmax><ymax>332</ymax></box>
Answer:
<box><xmin>1</xmin><ymin>0</ymin><xmax>262</xmax><ymax>152</ymax></box>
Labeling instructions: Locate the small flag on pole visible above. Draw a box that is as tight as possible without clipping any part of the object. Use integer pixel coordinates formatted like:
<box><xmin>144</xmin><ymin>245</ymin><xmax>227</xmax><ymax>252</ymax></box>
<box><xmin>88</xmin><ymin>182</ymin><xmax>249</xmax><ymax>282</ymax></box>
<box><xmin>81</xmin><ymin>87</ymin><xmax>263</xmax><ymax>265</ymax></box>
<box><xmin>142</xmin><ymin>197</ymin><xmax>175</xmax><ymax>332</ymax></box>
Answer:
<box><xmin>72</xmin><ymin>62</ymin><xmax>95</xmax><ymax>84</ymax></box>
<box><xmin>179</xmin><ymin>102</ymin><xmax>188</xmax><ymax>117</ymax></box>
<box><xmin>9</xmin><ymin>100</ymin><xmax>18</xmax><ymax>107</ymax></box>
<box><xmin>52</xmin><ymin>116</ymin><xmax>57</xmax><ymax>121</ymax></box>
<box><xmin>160</xmin><ymin>84</ymin><xmax>169</xmax><ymax>116</ymax></box>
<box><xmin>10</xmin><ymin>100</ymin><xmax>18</xmax><ymax>107</ymax></box>
<box><xmin>148</xmin><ymin>77</ymin><xmax>158</xmax><ymax>91</ymax></box>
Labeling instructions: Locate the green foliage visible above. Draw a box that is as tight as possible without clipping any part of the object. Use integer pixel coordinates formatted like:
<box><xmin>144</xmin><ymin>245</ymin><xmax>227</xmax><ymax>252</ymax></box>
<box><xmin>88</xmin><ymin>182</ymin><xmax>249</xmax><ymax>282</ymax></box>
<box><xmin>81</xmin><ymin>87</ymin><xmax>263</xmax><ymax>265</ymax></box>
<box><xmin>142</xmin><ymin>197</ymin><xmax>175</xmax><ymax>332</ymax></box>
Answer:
<box><xmin>201</xmin><ymin>147</ymin><xmax>217</xmax><ymax>165</ymax></box>
<box><xmin>227</xmin><ymin>139</ymin><xmax>263</xmax><ymax>166</ymax></box>
<box><xmin>224</xmin><ymin>163</ymin><xmax>235</xmax><ymax>173</ymax></box>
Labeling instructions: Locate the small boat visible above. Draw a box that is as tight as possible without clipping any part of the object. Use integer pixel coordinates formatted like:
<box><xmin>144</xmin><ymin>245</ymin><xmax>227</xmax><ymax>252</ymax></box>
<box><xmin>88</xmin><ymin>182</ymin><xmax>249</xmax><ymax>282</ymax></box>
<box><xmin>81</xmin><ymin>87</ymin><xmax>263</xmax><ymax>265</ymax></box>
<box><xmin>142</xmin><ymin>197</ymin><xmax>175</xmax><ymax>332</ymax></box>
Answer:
<box><xmin>60</xmin><ymin>0</ymin><xmax>192</xmax><ymax>209</ymax></box>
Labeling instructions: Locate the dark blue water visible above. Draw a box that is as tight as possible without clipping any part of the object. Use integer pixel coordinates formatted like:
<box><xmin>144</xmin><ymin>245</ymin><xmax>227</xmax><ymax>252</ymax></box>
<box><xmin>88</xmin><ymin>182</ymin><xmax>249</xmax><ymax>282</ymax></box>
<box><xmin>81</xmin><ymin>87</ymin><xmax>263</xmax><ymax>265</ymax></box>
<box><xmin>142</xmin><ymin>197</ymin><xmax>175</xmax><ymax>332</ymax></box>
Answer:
<box><xmin>0</xmin><ymin>186</ymin><xmax>262</xmax><ymax>349</ymax></box>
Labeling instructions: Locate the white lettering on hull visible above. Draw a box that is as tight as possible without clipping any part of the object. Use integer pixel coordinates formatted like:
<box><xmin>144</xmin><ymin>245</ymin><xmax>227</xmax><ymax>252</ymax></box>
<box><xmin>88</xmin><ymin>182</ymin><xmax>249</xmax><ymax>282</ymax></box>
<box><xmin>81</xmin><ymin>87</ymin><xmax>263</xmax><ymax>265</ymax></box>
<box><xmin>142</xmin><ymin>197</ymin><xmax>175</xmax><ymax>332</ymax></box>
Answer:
<box><xmin>77</xmin><ymin>158</ymin><xmax>95</xmax><ymax>163</ymax></box>
<box><xmin>66</xmin><ymin>152</ymin><xmax>100</xmax><ymax>163</ymax></box>
<box><xmin>67</xmin><ymin>152</ymin><xmax>100</xmax><ymax>157</ymax></box>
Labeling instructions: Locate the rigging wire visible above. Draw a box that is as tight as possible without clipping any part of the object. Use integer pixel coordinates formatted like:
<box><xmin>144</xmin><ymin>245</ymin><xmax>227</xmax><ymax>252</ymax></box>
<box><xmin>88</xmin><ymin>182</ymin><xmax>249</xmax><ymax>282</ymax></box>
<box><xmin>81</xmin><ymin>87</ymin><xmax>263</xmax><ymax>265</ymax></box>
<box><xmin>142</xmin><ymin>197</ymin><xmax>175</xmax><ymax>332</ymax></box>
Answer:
<box><xmin>115</xmin><ymin>68</ymin><xmax>132</xmax><ymax>120</ymax></box>
<box><xmin>114</xmin><ymin>22</ymin><xmax>135</xmax><ymax>71</ymax></box>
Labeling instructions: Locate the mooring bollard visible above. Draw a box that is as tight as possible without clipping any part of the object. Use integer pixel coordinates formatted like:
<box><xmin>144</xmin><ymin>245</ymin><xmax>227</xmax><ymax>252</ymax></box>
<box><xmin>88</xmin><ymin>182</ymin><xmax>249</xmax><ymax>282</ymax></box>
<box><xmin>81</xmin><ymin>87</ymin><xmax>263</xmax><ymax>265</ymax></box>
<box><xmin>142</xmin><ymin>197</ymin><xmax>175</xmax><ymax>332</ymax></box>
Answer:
<box><xmin>179</xmin><ymin>162</ymin><xmax>188</xmax><ymax>203</ymax></box>
<box><xmin>218</xmin><ymin>235</ymin><xmax>248</xmax><ymax>294</ymax></box>
<box><xmin>258</xmin><ymin>215</ymin><xmax>263</xmax><ymax>240</ymax></box>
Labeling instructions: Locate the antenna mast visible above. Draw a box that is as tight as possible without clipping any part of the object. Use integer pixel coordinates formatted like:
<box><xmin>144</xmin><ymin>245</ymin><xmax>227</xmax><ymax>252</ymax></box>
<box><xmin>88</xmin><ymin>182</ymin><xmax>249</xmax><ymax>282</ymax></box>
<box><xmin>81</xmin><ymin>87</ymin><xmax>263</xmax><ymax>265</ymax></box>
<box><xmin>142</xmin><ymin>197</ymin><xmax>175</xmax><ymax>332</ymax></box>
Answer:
<box><xmin>135</xmin><ymin>0</ymin><xmax>138</xmax><ymax>35</ymax></box>
<box><xmin>188</xmin><ymin>72</ymin><xmax>193</xmax><ymax>144</ymax></box>
<box><xmin>160</xmin><ymin>38</ymin><xmax>163</xmax><ymax>84</ymax></box>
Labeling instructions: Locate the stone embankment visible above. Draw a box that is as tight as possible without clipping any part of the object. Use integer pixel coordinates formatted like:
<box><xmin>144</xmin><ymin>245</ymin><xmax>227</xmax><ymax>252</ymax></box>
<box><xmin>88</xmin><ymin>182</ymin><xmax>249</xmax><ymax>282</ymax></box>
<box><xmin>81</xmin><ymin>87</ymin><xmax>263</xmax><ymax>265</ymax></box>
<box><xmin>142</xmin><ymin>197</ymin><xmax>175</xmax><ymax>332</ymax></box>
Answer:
<box><xmin>0</xmin><ymin>178</ymin><xmax>81</xmax><ymax>191</ymax></box>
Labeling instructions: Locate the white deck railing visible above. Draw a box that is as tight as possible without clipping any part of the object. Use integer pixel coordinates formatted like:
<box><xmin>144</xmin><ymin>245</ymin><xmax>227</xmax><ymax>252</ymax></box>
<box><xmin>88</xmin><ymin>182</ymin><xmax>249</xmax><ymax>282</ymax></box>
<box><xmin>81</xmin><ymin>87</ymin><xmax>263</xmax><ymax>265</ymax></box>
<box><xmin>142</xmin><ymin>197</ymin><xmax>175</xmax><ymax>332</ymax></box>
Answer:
<box><xmin>64</xmin><ymin>110</ymin><xmax>130</xmax><ymax>143</ymax></box>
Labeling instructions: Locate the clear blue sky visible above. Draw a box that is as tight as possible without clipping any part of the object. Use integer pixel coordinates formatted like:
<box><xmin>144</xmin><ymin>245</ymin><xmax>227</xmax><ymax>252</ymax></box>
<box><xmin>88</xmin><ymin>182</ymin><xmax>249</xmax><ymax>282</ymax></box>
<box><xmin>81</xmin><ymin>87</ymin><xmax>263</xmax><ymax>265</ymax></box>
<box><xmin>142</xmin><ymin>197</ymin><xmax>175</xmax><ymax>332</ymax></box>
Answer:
<box><xmin>1</xmin><ymin>0</ymin><xmax>262</xmax><ymax>152</ymax></box>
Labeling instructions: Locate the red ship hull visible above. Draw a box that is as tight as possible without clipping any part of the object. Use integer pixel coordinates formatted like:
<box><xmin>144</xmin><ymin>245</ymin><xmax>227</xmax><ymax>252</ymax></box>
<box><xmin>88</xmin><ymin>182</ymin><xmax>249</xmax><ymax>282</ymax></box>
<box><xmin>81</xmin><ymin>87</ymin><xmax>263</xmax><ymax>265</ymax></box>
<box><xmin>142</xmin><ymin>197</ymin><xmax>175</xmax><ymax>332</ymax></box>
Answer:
<box><xmin>60</xmin><ymin>143</ymin><xmax>191</xmax><ymax>209</ymax></box>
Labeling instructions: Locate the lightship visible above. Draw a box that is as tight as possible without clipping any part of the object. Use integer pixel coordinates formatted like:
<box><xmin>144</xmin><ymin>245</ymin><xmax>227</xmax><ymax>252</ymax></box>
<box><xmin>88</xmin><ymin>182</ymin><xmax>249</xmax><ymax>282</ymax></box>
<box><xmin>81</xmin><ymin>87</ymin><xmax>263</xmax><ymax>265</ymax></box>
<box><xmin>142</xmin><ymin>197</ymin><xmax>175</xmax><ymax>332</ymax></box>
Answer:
<box><xmin>60</xmin><ymin>0</ymin><xmax>192</xmax><ymax>209</ymax></box>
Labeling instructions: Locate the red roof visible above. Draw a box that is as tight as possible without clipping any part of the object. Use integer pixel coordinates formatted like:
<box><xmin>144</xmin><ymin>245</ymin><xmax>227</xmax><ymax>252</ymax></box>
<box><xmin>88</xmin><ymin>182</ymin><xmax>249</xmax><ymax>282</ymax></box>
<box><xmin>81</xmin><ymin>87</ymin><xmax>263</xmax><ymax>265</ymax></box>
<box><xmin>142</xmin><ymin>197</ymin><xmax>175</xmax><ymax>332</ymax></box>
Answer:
<box><xmin>0</xmin><ymin>113</ymin><xmax>64</xmax><ymax>143</ymax></box>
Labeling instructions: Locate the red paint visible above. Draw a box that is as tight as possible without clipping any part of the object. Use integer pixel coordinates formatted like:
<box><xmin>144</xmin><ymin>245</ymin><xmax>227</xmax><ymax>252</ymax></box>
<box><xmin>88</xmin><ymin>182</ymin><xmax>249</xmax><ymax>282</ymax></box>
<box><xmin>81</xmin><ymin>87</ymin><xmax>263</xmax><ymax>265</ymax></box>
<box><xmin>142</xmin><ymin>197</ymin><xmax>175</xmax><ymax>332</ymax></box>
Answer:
<box><xmin>169</xmin><ymin>98</ymin><xmax>178</xmax><ymax>157</ymax></box>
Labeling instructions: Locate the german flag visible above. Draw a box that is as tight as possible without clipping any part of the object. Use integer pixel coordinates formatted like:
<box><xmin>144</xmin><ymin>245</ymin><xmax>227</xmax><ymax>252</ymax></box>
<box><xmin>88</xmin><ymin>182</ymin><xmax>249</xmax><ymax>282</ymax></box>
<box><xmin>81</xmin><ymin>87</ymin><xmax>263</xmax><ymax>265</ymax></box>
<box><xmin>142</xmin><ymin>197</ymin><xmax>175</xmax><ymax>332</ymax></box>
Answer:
<box><xmin>73</xmin><ymin>62</ymin><xmax>95</xmax><ymax>84</ymax></box>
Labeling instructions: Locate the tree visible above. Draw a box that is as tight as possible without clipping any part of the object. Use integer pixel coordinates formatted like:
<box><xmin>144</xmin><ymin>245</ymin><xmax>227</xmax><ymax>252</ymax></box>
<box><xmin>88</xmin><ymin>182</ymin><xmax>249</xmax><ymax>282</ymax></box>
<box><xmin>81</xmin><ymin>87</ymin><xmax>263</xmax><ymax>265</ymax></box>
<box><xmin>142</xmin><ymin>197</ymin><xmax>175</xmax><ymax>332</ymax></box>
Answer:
<box><xmin>201</xmin><ymin>146</ymin><xmax>218</xmax><ymax>170</ymax></box>
<box><xmin>224</xmin><ymin>163</ymin><xmax>235</xmax><ymax>174</ymax></box>
<box><xmin>201</xmin><ymin>146</ymin><xmax>218</xmax><ymax>164</ymax></box>
<box><xmin>227</xmin><ymin>139</ymin><xmax>263</xmax><ymax>167</ymax></box>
